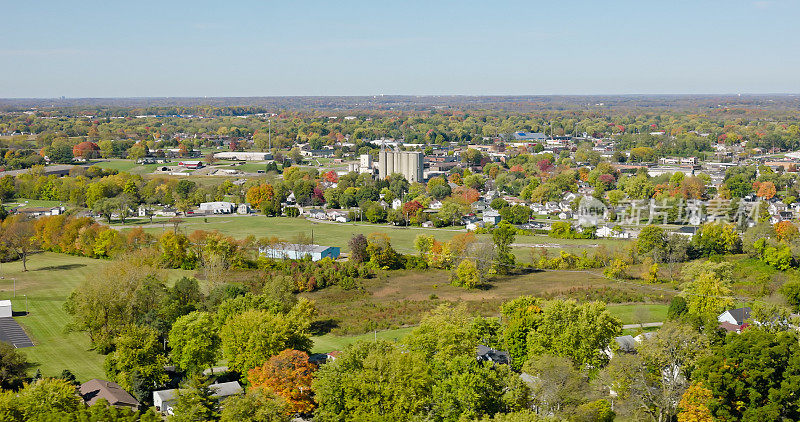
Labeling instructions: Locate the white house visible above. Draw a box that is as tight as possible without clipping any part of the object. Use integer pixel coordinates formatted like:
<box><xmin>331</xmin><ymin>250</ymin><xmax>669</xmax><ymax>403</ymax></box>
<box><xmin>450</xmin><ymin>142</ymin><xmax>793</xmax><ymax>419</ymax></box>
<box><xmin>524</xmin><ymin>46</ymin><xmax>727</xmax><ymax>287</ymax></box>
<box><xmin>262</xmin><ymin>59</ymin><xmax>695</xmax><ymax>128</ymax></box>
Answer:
<box><xmin>198</xmin><ymin>202</ymin><xmax>235</xmax><ymax>214</ymax></box>
<box><xmin>0</xmin><ymin>300</ymin><xmax>12</xmax><ymax>318</ymax></box>
<box><xmin>236</xmin><ymin>203</ymin><xmax>251</xmax><ymax>215</ymax></box>
<box><xmin>259</xmin><ymin>243</ymin><xmax>341</xmax><ymax>261</ymax></box>
<box><xmin>597</xmin><ymin>225</ymin><xmax>630</xmax><ymax>239</ymax></box>
<box><xmin>392</xmin><ymin>198</ymin><xmax>403</xmax><ymax>210</ymax></box>
<box><xmin>154</xmin><ymin>381</ymin><xmax>242</xmax><ymax>415</ymax></box>
<box><xmin>718</xmin><ymin>307</ymin><xmax>752</xmax><ymax>332</ymax></box>
<box><xmin>483</xmin><ymin>211</ymin><xmax>501</xmax><ymax>225</ymax></box>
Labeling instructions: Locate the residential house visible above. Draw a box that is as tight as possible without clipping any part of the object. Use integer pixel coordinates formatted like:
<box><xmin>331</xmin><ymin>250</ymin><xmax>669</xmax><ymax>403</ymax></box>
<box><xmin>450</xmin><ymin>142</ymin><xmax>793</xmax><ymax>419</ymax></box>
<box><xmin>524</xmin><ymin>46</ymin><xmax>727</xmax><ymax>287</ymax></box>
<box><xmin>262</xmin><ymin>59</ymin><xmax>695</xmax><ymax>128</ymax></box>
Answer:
<box><xmin>179</xmin><ymin>160</ymin><xmax>203</xmax><ymax>169</ymax></box>
<box><xmin>674</xmin><ymin>226</ymin><xmax>698</xmax><ymax>238</ymax></box>
<box><xmin>472</xmin><ymin>200</ymin><xmax>489</xmax><ymax>212</ymax></box>
<box><xmin>14</xmin><ymin>206</ymin><xmax>65</xmax><ymax>218</ymax></box>
<box><xmin>597</xmin><ymin>225</ymin><xmax>630</xmax><ymax>239</ymax></box>
<box><xmin>79</xmin><ymin>379</ymin><xmax>139</xmax><ymax>410</ymax></box>
<box><xmin>483</xmin><ymin>211</ymin><xmax>501</xmax><ymax>225</ymax></box>
<box><xmin>236</xmin><ymin>203</ymin><xmax>251</xmax><ymax>215</ymax></box>
<box><xmin>327</xmin><ymin>210</ymin><xmax>350</xmax><ymax>222</ymax></box>
<box><xmin>305</xmin><ymin>208</ymin><xmax>326</xmax><ymax>219</ymax></box>
<box><xmin>718</xmin><ymin>307</ymin><xmax>752</xmax><ymax>333</ymax></box>
<box><xmin>476</xmin><ymin>345</ymin><xmax>510</xmax><ymax>365</ymax></box>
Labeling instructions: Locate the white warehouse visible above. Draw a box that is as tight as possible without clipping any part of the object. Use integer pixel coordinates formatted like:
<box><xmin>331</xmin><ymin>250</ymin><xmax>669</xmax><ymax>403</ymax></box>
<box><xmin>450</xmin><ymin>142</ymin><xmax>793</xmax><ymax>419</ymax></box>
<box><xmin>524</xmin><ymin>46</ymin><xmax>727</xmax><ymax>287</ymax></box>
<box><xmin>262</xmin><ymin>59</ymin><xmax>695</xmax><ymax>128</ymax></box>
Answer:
<box><xmin>213</xmin><ymin>152</ymin><xmax>272</xmax><ymax>161</ymax></box>
<box><xmin>259</xmin><ymin>243</ymin><xmax>341</xmax><ymax>261</ymax></box>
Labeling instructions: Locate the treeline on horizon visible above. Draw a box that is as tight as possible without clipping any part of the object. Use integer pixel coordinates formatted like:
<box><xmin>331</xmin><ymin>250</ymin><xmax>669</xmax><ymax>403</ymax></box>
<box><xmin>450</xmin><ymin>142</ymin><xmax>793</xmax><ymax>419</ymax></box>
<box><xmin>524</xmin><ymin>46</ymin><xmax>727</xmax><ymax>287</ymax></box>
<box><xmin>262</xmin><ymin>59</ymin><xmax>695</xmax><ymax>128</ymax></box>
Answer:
<box><xmin>3</xmin><ymin>94</ymin><xmax>800</xmax><ymax>115</ymax></box>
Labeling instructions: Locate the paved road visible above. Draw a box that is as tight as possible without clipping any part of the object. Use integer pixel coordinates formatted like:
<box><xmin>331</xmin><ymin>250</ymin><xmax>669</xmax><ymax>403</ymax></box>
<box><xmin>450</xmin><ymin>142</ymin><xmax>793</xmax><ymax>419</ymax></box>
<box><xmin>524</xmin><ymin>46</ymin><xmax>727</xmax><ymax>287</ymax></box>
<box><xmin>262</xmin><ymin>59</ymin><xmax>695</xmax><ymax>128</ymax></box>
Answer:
<box><xmin>621</xmin><ymin>322</ymin><xmax>664</xmax><ymax>330</ymax></box>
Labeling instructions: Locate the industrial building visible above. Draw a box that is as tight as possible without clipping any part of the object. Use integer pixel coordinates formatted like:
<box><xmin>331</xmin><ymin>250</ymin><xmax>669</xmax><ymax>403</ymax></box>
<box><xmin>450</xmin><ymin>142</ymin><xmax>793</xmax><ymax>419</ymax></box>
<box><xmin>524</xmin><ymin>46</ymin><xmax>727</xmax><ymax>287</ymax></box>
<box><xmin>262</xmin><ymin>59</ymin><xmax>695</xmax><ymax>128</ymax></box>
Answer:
<box><xmin>259</xmin><ymin>243</ymin><xmax>341</xmax><ymax>261</ymax></box>
<box><xmin>213</xmin><ymin>151</ymin><xmax>272</xmax><ymax>161</ymax></box>
<box><xmin>378</xmin><ymin>148</ymin><xmax>423</xmax><ymax>182</ymax></box>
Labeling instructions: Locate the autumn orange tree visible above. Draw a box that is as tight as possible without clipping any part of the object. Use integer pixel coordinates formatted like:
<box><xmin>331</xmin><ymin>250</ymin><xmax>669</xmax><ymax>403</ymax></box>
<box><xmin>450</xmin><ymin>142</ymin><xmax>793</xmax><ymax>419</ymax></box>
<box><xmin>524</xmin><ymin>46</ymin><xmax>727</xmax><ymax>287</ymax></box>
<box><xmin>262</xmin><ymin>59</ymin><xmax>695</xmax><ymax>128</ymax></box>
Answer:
<box><xmin>774</xmin><ymin>221</ymin><xmax>799</xmax><ymax>242</ymax></box>
<box><xmin>248</xmin><ymin>349</ymin><xmax>317</xmax><ymax>415</ymax></box>
<box><xmin>246</xmin><ymin>183</ymin><xmax>275</xmax><ymax>207</ymax></box>
<box><xmin>756</xmin><ymin>181</ymin><xmax>776</xmax><ymax>200</ymax></box>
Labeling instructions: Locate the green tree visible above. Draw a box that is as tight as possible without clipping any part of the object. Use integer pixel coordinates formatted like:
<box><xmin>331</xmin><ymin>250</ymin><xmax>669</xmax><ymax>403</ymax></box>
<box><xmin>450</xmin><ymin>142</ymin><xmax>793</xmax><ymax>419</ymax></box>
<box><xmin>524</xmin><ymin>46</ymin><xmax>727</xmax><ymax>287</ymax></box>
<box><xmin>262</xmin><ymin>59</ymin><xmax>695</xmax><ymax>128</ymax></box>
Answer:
<box><xmin>405</xmin><ymin>304</ymin><xmax>479</xmax><ymax>361</ymax></box>
<box><xmin>524</xmin><ymin>299</ymin><xmax>621</xmax><ymax>369</ymax></box>
<box><xmin>169</xmin><ymin>376</ymin><xmax>220</xmax><ymax>422</ymax></box>
<box><xmin>430</xmin><ymin>355</ymin><xmax>528</xmax><ymax>421</ymax></box>
<box><xmin>680</xmin><ymin>261</ymin><xmax>734</xmax><ymax>318</ymax></box>
<box><xmin>169</xmin><ymin>311</ymin><xmax>220</xmax><ymax>374</ymax></box>
<box><xmin>499</xmin><ymin>205</ymin><xmax>532</xmax><ymax>225</ymax></box>
<box><xmin>14</xmin><ymin>378</ymin><xmax>84</xmax><ymax>419</ymax></box>
<box><xmin>492</xmin><ymin>222</ymin><xmax>516</xmax><ymax>274</ymax></box>
<box><xmin>637</xmin><ymin>225</ymin><xmax>667</xmax><ymax>255</ymax></box>
<box><xmin>312</xmin><ymin>340</ymin><xmax>433</xmax><ymax>421</ymax></box>
<box><xmin>694</xmin><ymin>329</ymin><xmax>800</xmax><ymax>421</ymax></box>
<box><xmin>522</xmin><ymin>355</ymin><xmax>588</xmax><ymax>416</ymax></box>
<box><xmin>220</xmin><ymin>388</ymin><xmax>290</xmax><ymax>422</ymax></box>
<box><xmin>0</xmin><ymin>342</ymin><xmax>31</xmax><ymax>390</ymax></box>
<box><xmin>453</xmin><ymin>259</ymin><xmax>480</xmax><ymax>288</ymax></box>
<box><xmin>104</xmin><ymin>325</ymin><xmax>169</xmax><ymax>394</ymax></box>
<box><xmin>220</xmin><ymin>304</ymin><xmax>314</xmax><ymax>374</ymax></box>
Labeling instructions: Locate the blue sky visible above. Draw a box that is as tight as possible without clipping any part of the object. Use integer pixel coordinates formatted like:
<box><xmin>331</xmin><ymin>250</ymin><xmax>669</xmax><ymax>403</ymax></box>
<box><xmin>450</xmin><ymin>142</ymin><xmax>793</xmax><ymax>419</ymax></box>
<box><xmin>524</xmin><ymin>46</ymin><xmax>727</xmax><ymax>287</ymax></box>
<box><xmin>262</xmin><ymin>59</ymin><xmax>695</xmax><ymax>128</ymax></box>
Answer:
<box><xmin>2</xmin><ymin>0</ymin><xmax>799</xmax><ymax>97</ymax></box>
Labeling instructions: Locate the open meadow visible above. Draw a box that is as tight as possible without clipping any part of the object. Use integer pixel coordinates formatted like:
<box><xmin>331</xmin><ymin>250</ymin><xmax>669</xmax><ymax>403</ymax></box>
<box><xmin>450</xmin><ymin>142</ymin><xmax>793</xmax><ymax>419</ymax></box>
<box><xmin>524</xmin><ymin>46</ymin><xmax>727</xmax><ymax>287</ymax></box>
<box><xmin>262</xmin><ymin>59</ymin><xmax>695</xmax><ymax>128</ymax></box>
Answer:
<box><xmin>303</xmin><ymin>267</ymin><xmax>670</xmax><ymax>335</ymax></box>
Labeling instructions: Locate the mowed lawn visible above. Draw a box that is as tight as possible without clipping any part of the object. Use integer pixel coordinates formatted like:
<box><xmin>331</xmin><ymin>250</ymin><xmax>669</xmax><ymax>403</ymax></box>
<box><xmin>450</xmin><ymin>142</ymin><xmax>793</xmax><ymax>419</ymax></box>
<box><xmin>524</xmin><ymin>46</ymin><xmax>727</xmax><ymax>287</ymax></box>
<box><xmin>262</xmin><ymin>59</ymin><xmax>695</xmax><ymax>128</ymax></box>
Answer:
<box><xmin>0</xmin><ymin>253</ymin><xmax>107</xmax><ymax>381</ymax></box>
<box><xmin>0</xmin><ymin>252</ymin><xmax>194</xmax><ymax>382</ymax></box>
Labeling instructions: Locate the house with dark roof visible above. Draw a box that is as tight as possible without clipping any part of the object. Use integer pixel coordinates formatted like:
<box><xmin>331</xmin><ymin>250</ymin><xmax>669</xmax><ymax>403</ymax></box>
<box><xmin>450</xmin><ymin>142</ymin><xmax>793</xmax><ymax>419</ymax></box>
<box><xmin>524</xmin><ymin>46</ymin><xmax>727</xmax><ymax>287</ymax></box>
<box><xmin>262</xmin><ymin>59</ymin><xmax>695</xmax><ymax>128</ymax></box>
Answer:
<box><xmin>79</xmin><ymin>379</ymin><xmax>139</xmax><ymax>409</ymax></box>
<box><xmin>476</xmin><ymin>345</ymin><xmax>510</xmax><ymax>365</ymax></box>
<box><xmin>718</xmin><ymin>307</ymin><xmax>752</xmax><ymax>333</ymax></box>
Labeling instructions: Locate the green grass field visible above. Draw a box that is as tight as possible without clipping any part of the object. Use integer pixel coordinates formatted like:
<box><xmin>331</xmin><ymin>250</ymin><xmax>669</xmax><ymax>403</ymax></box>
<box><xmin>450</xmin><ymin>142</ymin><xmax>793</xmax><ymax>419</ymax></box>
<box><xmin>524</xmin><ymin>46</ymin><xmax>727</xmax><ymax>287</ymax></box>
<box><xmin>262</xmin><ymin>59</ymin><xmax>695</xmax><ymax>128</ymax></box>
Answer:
<box><xmin>0</xmin><ymin>253</ymin><xmax>107</xmax><ymax>381</ymax></box>
<box><xmin>0</xmin><ymin>253</ymin><xmax>196</xmax><ymax>382</ymax></box>
<box><xmin>311</xmin><ymin>327</ymin><xmax>414</xmax><ymax>353</ymax></box>
<box><xmin>607</xmin><ymin>303</ymin><xmax>669</xmax><ymax>325</ymax></box>
<box><xmin>7</xmin><ymin>199</ymin><xmax>65</xmax><ymax>209</ymax></box>
<box><xmin>89</xmin><ymin>160</ymin><xmax>139</xmax><ymax>172</ymax></box>
<box><xmin>214</xmin><ymin>162</ymin><xmax>270</xmax><ymax>173</ymax></box>
<box><xmin>119</xmin><ymin>215</ymin><xmax>626</xmax><ymax>259</ymax></box>
<box><xmin>124</xmin><ymin>216</ymin><xmax>470</xmax><ymax>254</ymax></box>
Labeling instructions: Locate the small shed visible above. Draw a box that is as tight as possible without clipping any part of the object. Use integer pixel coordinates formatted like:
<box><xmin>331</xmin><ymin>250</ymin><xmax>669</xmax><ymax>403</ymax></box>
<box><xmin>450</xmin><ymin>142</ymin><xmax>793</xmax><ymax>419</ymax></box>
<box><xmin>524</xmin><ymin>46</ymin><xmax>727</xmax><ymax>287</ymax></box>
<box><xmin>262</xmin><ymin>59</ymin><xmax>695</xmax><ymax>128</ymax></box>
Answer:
<box><xmin>0</xmin><ymin>301</ymin><xmax>12</xmax><ymax>318</ymax></box>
